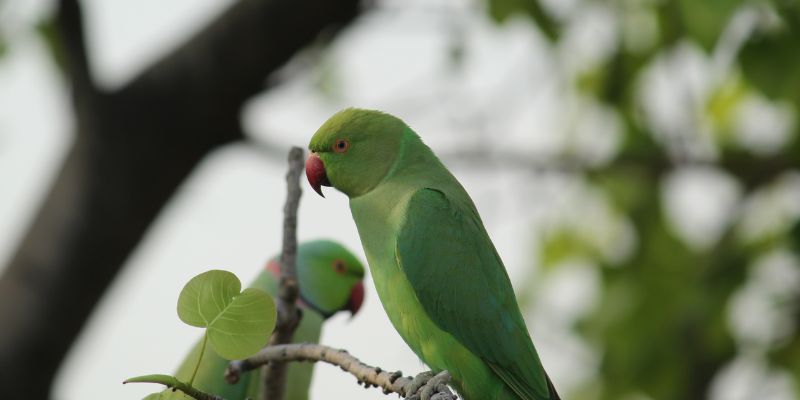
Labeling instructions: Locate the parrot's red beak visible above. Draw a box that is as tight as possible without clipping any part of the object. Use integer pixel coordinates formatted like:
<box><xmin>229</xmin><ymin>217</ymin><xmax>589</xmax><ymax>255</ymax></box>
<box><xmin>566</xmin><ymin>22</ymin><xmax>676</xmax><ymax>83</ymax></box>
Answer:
<box><xmin>347</xmin><ymin>281</ymin><xmax>364</xmax><ymax>315</ymax></box>
<box><xmin>306</xmin><ymin>153</ymin><xmax>330</xmax><ymax>197</ymax></box>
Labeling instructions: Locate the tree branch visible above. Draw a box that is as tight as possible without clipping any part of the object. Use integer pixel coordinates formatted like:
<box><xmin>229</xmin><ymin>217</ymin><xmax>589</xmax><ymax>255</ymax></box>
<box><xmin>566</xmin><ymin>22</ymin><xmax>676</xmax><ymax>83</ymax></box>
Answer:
<box><xmin>262</xmin><ymin>147</ymin><xmax>305</xmax><ymax>400</ymax></box>
<box><xmin>55</xmin><ymin>0</ymin><xmax>96</xmax><ymax>105</ymax></box>
<box><xmin>226</xmin><ymin>344</ymin><xmax>457</xmax><ymax>400</ymax></box>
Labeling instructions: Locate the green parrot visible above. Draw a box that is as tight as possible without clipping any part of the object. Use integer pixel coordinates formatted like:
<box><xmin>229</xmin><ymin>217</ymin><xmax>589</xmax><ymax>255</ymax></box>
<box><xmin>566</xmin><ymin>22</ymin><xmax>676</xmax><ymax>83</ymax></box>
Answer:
<box><xmin>305</xmin><ymin>109</ymin><xmax>560</xmax><ymax>400</ymax></box>
<box><xmin>159</xmin><ymin>240</ymin><xmax>366</xmax><ymax>400</ymax></box>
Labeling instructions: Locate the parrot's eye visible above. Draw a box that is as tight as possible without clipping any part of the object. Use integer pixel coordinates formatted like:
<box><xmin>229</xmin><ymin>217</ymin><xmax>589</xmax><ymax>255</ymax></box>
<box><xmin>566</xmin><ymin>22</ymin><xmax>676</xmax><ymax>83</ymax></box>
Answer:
<box><xmin>333</xmin><ymin>139</ymin><xmax>350</xmax><ymax>153</ymax></box>
<box><xmin>333</xmin><ymin>260</ymin><xmax>346</xmax><ymax>274</ymax></box>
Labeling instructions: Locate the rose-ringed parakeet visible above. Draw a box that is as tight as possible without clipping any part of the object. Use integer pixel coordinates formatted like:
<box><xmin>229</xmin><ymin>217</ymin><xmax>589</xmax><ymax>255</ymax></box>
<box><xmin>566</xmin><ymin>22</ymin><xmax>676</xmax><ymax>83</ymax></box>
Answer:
<box><xmin>305</xmin><ymin>109</ymin><xmax>559</xmax><ymax>400</ymax></box>
<box><xmin>160</xmin><ymin>240</ymin><xmax>365</xmax><ymax>400</ymax></box>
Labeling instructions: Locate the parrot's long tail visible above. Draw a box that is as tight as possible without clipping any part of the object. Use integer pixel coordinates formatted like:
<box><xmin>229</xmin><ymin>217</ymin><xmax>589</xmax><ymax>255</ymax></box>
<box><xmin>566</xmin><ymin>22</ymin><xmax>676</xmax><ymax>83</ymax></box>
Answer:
<box><xmin>545</xmin><ymin>372</ymin><xmax>560</xmax><ymax>400</ymax></box>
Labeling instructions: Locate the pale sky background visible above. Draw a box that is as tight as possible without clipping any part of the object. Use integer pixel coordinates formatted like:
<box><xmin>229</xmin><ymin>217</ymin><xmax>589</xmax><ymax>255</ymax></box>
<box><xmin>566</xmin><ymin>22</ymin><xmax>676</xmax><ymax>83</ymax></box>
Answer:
<box><xmin>1</xmin><ymin>0</ymin><xmax>798</xmax><ymax>399</ymax></box>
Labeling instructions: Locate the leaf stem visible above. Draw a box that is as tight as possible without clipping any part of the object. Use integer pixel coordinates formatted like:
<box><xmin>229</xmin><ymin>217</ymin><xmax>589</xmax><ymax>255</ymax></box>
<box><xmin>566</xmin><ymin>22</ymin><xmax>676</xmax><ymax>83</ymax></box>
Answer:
<box><xmin>188</xmin><ymin>333</ymin><xmax>208</xmax><ymax>386</ymax></box>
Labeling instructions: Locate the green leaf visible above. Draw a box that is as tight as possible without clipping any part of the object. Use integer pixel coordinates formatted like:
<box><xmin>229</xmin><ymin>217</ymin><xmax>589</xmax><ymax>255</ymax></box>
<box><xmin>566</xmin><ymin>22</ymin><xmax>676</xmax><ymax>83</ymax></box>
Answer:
<box><xmin>790</xmin><ymin>219</ymin><xmax>800</xmax><ymax>252</ymax></box>
<box><xmin>540</xmin><ymin>229</ymin><xmax>595</xmax><ymax>268</ymax></box>
<box><xmin>740</xmin><ymin>5</ymin><xmax>800</xmax><ymax>101</ymax></box>
<box><xmin>177</xmin><ymin>270</ymin><xmax>240</xmax><ymax>327</ymax></box>
<box><xmin>704</xmin><ymin>74</ymin><xmax>748</xmax><ymax>140</ymax></box>
<box><xmin>124</xmin><ymin>374</ymin><xmax>202</xmax><ymax>400</ymax></box>
<box><xmin>177</xmin><ymin>270</ymin><xmax>276</xmax><ymax>360</ymax></box>
<box><xmin>124</xmin><ymin>374</ymin><xmax>184</xmax><ymax>387</ymax></box>
<box><xmin>678</xmin><ymin>0</ymin><xmax>744</xmax><ymax>51</ymax></box>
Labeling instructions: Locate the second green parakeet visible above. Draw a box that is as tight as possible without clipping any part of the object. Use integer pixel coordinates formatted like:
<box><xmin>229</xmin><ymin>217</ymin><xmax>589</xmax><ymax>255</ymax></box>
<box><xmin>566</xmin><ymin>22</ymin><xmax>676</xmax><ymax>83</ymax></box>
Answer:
<box><xmin>306</xmin><ymin>109</ymin><xmax>559</xmax><ymax>400</ymax></box>
<box><xmin>159</xmin><ymin>240</ymin><xmax>365</xmax><ymax>400</ymax></box>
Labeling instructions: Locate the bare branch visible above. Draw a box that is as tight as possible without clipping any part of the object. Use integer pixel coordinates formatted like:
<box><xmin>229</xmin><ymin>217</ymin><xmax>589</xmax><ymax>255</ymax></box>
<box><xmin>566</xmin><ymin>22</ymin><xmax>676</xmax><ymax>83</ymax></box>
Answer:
<box><xmin>262</xmin><ymin>147</ymin><xmax>305</xmax><ymax>400</ymax></box>
<box><xmin>55</xmin><ymin>0</ymin><xmax>96</xmax><ymax>104</ymax></box>
<box><xmin>226</xmin><ymin>343</ymin><xmax>457</xmax><ymax>400</ymax></box>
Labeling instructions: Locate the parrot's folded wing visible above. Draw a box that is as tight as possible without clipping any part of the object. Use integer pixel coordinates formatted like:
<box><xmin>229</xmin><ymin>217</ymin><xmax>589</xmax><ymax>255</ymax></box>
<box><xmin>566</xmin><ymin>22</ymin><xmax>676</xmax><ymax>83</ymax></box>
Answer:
<box><xmin>395</xmin><ymin>188</ymin><xmax>552</xmax><ymax>400</ymax></box>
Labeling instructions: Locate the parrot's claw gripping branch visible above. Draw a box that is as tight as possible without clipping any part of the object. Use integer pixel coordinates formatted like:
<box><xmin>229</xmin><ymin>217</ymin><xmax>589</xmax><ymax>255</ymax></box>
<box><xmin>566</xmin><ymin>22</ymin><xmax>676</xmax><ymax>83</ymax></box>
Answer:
<box><xmin>404</xmin><ymin>371</ymin><xmax>455</xmax><ymax>400</ymax></box>
<box><xmin>225</xmin><ymin>343</ymin><xmax>457</xmax><ymax>400</ymax></box>
<box><xmin>402</xmin><ymin>370</ymin><xmax>456</xmax><ymax>400</ymax></box>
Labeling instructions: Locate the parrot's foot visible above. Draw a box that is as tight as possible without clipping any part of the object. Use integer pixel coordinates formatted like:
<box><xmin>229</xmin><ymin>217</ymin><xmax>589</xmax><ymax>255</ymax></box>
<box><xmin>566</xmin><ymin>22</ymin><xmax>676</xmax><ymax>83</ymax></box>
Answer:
<box><xmin>402</xmin><ymin>370</ymin><xmax>457</xmax><ymax>400</ymax></box>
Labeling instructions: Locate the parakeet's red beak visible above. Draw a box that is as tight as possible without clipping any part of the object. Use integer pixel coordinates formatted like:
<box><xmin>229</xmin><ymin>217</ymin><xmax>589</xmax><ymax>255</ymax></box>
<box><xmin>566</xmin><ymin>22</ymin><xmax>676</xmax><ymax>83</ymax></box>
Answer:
<box><xmin>306</xmin><ymin>153</ymin><xmax>330</xmax><ymax>197</ymax></box>
<box><xmin>347</xmin><ymin>281</ymin><xmax>364</xmax><ymax>315</ymax></box>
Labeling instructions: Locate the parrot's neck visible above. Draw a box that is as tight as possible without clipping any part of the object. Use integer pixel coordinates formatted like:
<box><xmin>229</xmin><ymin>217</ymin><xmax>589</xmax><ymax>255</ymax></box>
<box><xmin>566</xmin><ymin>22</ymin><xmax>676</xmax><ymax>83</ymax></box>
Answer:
<box><xmin>366</xmin><ymin>130</ymin><xmax>478</xmax><ymax>214</ymax></box>
<box><xmin>376</xmin><ymin>131</ymin><xmax>446</xmax><ymax>189</ymax></box>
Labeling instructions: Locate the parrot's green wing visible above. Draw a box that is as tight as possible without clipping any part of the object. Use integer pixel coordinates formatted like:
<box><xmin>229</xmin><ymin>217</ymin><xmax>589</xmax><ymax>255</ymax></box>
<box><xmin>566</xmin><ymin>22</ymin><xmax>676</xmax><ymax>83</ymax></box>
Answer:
<box><xmin>396</xmin><ymin>188</ymin><xmax>551</xmax><ymax>400</ymax></box>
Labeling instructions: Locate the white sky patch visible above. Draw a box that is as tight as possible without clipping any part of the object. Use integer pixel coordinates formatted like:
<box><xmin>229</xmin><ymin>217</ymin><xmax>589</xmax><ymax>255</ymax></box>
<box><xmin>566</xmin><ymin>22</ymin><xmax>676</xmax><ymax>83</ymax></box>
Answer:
<box><xmin>541</xmin><ymin>178</ymin><xmax>637</xmax><ymax>266</ymax></box>
<box><xmin>569</xmin><ymin>98</ymin><xmax>623</xmax><ymax>167</ymax></box>
<box><xmin>736</xmin><ymin>172</ymin><xmax>800</xmax><ymax>244</ymax></box>
<box><xmin>83</xmin><ymin>0</ymin><xmax>234</xmax><ymax>88</ymax></box>
<box><xmin>559</xmin><ymin>2</ymin><xmax>618</xmax><ymax>76</ymax></box>
<box><xmin>662</xmin><ymin>166</ymin><xmax>742</xmax><ymax>251</ymax></box>
<box><xmin>538</xmin><ymin>261</ymin><xmax>600</xmax><ymax>326</ymax></box>
<box><xmin>528</xmin><ymin>260</ymin><xmax>601</xmax><ymax>392</ymax></box>
<box><xmin>637</xmin><ymin>42</ymin><xmax>719</xmax><ymax>161</ymax></box>
<box><xmin>0</xmin><ymin>35</ymin><xmax>71</xmax><ymax>273</ymax></box>
<box><xmin>540</xmin><ymin>0</ymin><xmax>583</xmax><ymax>22</ymax></box>
<box><xmin>0</xmin><ymin>0</ymin><xmax>53</xmax><ymax>39</ymax></box>
<box><xmin>728</xmin><ymin>249</ymin><xmax>800</xmax><ymax>349</ymax></box>
<box><xmin>734</xmin><ymin>94</ymin><xmax>796</xmax><ymax>156</ymax></box>
<box><xmin>710</xmin><ymin>354</ymin><xmax>797</xmax><ymax>400</ymax></box>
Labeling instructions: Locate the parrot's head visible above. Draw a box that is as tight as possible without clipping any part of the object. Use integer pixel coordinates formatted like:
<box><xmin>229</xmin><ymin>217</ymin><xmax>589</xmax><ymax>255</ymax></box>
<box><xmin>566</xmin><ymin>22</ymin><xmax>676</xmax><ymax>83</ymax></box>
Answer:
<box><xmin>268</xmin><ymin>240</ymin><xmax>366</xmax><ymax>318</ymax></box>
<box><xmin>306</xmin><ymin>108</ymin><xmax>408</xmax><ymax>198</ymax></box>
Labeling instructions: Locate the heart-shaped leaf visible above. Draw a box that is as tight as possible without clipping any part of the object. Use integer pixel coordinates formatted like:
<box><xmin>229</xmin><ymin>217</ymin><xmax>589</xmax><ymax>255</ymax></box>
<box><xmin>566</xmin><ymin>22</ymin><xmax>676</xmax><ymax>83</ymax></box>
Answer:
<box><xmin>177</xmin><ymin>270</ymin><xmax>276</xmax><ymax>360</ymax></box>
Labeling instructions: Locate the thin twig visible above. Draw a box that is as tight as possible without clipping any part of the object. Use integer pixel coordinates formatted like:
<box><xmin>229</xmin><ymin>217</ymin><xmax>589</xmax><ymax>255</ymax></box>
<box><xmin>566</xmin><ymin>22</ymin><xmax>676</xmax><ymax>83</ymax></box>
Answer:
<box><xmin>227</xmin><ymin>343</ymin><xmax>457</xmax><ymax>400</ymax></box>
<box><xmin>262</xmin><ymin>146</ymin><xmax>305</xmax><ymax>400</ymax></box>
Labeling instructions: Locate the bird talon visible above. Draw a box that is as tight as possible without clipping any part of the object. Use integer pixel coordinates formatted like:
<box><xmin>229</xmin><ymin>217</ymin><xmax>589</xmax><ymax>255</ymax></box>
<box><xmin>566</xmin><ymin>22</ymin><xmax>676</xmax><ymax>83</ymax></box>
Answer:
<box><xmin>422</xmin><ymin>371</ymin><xmax>454</xmax><ymax>400</ymax></box>
<box><xmin>403</xmin><ymin>370</ymin><xmax>435</xmax><ymax>397</ymax></box>
<box><xmin>403</xmin><ymin>371</ymin><xmax>455</xmax><ymax>400</ymax></box>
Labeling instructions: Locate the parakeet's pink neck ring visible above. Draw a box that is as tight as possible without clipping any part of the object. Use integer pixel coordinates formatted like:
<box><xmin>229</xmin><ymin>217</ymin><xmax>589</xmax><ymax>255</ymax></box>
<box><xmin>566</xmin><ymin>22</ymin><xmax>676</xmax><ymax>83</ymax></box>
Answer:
<box><xmin>306</xmin><ymin>153</ymin><xmax>330</xmax><ymax>197</ymax></box>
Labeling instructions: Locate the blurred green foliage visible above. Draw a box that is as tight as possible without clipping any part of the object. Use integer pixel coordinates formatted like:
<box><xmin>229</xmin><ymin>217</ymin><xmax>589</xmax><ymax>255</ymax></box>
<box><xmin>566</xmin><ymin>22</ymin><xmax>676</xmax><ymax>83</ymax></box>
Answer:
<box><xmin>490</xmin><ymin>0</ymin><xmax>800</xmax><ymax>398</ymax></box>
<box><xmin>0</xmin><ymin>35</ymin><xmax>6</xmax><ymax>59</ymax></box>
<box><xmin>740</xmin><ymin>2</ymin><xmax>800</xmax><ymax>102</ymax></box>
